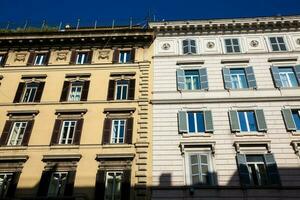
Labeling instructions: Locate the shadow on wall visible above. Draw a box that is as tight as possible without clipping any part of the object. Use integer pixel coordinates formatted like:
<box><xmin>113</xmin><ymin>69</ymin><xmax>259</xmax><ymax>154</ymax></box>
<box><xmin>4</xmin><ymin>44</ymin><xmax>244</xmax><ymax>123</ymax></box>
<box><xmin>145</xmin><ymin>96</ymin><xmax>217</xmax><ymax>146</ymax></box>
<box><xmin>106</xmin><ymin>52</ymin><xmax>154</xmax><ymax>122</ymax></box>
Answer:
<box><xmin>9</xmin><ymin>166</ymin><xmax>300</xmax><ymax>200</ymax></box>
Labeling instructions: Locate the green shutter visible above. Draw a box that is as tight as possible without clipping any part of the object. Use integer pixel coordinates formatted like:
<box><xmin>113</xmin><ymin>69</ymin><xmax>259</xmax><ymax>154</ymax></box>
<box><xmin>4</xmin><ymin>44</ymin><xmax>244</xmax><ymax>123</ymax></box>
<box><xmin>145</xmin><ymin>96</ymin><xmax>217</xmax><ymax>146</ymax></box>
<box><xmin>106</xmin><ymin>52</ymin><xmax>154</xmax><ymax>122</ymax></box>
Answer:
<box><xmin>294</xmin><ymin>65</ymin><xmax>300</xmax><ymax>85</ymax></box>
<box><xmin>204</xmin><ymin>110</ymin><xmax>214</xmax><ymax>132</ymax></box>
<box><xmin>199</xmin><ymin>68</ymin><xmax>209</xmax><ymax>90</ymax></box>
<box><xmin>236</xmin><ymin>154</ymin><xmax>251</xmax><ymax>186</ymax></box>
<box><xmin>229</xmin><ymin>110</ymin><xmax>240</xmax><ymax>132</ymax></box>
<box><xmin>176</xmin><ymin>69</ymin><xmax>185</xmax><ymax>91</ymax></box>
<box><xmin>222</xmin><ymin>68</ymin><xmax>232</xmax><ymax>90</ymax></box>
<box><xmin>178</xmin><ymin>111</ymin><xmax>187</xmax><ymax>133</ymax></box>
<box><xmin>270</xmin><ymin>67</ymin><xmax>283</xmax><ymax>88</ymax></box>
<box><xmin>245</xmin><ymin>66</ymin><xmax>257</xmax><ymax>89</ymax></box>
<box><xmin>264</xmin><ymin>154</ymin><xmax>281</xmax><ymax>185</ymax></box>
<box><xmin>255</xmin><ymin>109</ymin><xmax>267</xmax><ymax>131</ymax></box>
<box><xmin>282</xmin><ymin>108</ymin><xmax>296</xmax><ymax>131</ymax></box>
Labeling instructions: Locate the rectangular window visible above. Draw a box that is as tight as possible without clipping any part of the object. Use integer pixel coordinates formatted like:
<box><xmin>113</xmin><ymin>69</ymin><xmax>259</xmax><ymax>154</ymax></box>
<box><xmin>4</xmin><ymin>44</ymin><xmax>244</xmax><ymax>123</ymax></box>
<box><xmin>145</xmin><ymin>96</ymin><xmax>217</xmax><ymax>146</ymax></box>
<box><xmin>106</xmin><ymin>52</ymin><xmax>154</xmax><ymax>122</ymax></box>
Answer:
<box><xmin>246</xmin><ymin>155</ymin><xmax>269</xmax><ymax>186</ymax></box>
<box><xmin>115</xmin><ymin>80</ymin><xmax>129</xmax><ymax>100</ymax></box>
<box><xmin>7</xmin><ymin>122</ymin><xmax>27</xmax><ymax>145</ymax></box>
<box><xmin>68</xmin><ymin>82</ymin><xmax>83</xmax><ymax>101</ymax></box>
<box><xmin>119</xmin><ymin>51</ymin><xmax>131</xmax><ymax>63</ymax></box>
<box><xmin>278</xmin><ymin>67</ymin><xmax>298</xmax><ymax>87</ymax></box>
<box><xmin>230</xmin><ymin>69</ymin><xmax>248</xmax><ymax>89</ymax></box>
<box><xmin>187</xmin><ymin>112</ymin><xmax>205</xmax><ymax>133</ymax></box>
<box><xmin>182</xmin><ymin>39</ymin><xmax>197</xmax><ymax>54</ymax></box>
<box><xmin>189</xmin><ymin>154</ymin><xmax>211</xmax><ymax>185</ymax></box>
<box><xmin>47</xmin><ymin>172</ymin><xmax>68</xmax><ymax>197</ymax></box>
<box><xmin>105</xmin><ymin>172</ymin><xmax>122</xmax><ymax>200</ymax></box>
<box><xmin>238</xmin><ymin>111</ymin><xmax>257</xmax><ymax>132</ymax></box>
<box><xmin>111</xmin><ymin>120</ymin><xmax>126</xmax><ymax>144</ymax></box>
<box><xmin>59</xmin><ymin>121</ymin><xmax>77</xmax><ymax>144</ymax></box>
<box><xmin>0</xmin><ymin>173</ymin><xmax>13</xmax><ymax>198</ymax></box>
<box><xmin>292</xmin><ymin>110</ymin><xmax>300</xmax><ymax>130</ymax></box>
<box><xmin>76</xmin><ymin>52</ymin><xmax>88</xmax><ymax>64</ymax></box>
<box><xmin>34</xmin><ymin>54</ymin><xmax>47</xmax><ymax>65</ymax></box>
<box><xmin>184</xmin><ymin>70</ymin><xmax>200</xmax><ymax>90</ymax></box>
<box><xmin>269</xmin><ymin>37</ymin><xmax>287</xmax><ymax>51</ymax></box>
<box><xmin>22</xmin><ymin>83</ymin><xmax>39</xmax><ymax>102</ymax></box>
<box><xmin>224</xmin><ymin>38</ymin><xmax>241</xmax><ymax>53</ymax></box>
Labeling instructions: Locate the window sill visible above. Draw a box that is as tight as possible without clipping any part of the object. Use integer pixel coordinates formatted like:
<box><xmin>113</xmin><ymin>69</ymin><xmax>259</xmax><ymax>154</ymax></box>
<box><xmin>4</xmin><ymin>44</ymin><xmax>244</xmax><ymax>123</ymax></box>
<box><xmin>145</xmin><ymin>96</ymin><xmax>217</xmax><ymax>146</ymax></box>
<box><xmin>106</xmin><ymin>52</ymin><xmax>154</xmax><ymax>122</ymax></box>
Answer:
<box><xmin>291</xmin><ymin>131</ymin><xmax>300</xmax><ymax>136</ymax></box>
<box><xmin>234</xmin><ymin>132</ymin><xmax>266</xmax><ymax>137</ymax></box>
<box><xmin>0</xmin><ymin>145</ymin><xmax>28</xmax><ymax>150</ymax></box>
<box><xmin>182</xmin><ymin>133</ymin><xmax>212</xmax><ymax>138</ymax></box>
<box><xmin>50</xmin><ymin>145</ymin><xmax>79</xmax><ymax>150</ymax></box>
<box><xmin>178</xmin><ymin>89</ymin><xmax>208</xmax><ymax>92</ymax></box>
<box><xmin>102</xmin><ymin>144</ymin><xmax>134</xmax><ymax>148</ymax></box>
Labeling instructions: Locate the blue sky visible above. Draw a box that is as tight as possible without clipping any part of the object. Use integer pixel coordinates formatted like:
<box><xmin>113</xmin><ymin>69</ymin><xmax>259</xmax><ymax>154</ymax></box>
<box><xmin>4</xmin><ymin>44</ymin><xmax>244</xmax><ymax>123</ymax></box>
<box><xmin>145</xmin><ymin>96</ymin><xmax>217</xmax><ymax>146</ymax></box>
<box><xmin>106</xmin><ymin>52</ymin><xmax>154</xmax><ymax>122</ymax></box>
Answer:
<box><xmin>1</xmin><ymin>0</ymin><xmax>300</xmax><ymax>27</ymax></box>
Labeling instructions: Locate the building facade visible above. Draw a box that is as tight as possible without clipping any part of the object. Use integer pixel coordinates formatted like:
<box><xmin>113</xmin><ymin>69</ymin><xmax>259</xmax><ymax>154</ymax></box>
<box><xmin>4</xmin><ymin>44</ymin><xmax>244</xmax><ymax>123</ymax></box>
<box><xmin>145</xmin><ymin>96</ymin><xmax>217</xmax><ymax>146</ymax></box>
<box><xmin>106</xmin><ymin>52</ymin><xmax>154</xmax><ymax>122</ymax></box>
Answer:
<box><xmin>149</xmin><ymin>16</ymin><xmax>300</xmax><ymax>199</ymax></box>
<box><xmin>0</xmin><ymin>27</ymin><xmax>153</xmax><ymax>199</ymax></box>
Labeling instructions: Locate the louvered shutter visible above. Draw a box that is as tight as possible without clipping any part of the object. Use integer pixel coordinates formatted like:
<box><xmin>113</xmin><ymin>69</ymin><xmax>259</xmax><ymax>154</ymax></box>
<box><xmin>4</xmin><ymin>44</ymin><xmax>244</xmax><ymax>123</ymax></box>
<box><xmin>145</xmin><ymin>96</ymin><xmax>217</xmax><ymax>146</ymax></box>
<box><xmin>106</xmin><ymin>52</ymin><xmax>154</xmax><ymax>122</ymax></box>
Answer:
<box><xmin>199</xmin><ymin>68</ymin><xmax>208</xmax><ymax>90</ymax></box>
<box><xmin>27</xmin><ymin>52</ymin><xmax>35</xmax><ymax>66</ymax></box>
<box><xmin>121</xmin><ymin>170</ymin><xmax>131</xmax><ymax>200</ymax></box>
<box><xmin>94</xmin><ymin>170</ymin><xmax>106</xmax><ymax>199</ymax></box>
<box><xmin>64</xmin><ymin>171</ymin><xmax>76</xmax><ymax>196</ymax></box>
<box><xmin>73</xmin><ymin>119</ymin><xmax>83</xmax><ymax>145</ymax></box>
<box><xmin>178</xmin><ymin>111</ymin><xmax>187</xmax><ymax>133</ymax></box>
<box><xmin>270</xmin><ymin>67</ymin><xmax>283</xmax><ymax>88</ymax></box>
<box><xmin>229</xmin><ymin>110</ymin><xmax>240</xmax><ymax>132</ymax></box>
<box><xmin>204</xmin><ymin>110</ymin><xmax>214</xmax><ymax>132</ymax></box>
<box><xmin>37</xmin><ymin>171</ymin><xmax>52</xmax><ymax>196</ymax></box>
<box><xmin>34</xmin><ymin>82</ymin><xmax>45</xmax><ymax>102</ymax></box>
<box><xmin>81</xmin><ymin>81</ymin><xmax>90</xmax><ymax>101</ymax></box>
<box><xmin>236</xmin><ymin>154</ymin><xmax>251</xmax><ymax>186</ymax></box>
<box><xmin>176</xmin><ymin>69</ymin><xmax>185</xmax><ymax>91</ymax></box>
<box><xmin>245</xmin><ymin>66</ymin><xmax>257</xmax><ymax>89</ymax></box>
<box><xmin>50</xmin><ymin>119</ymin><xmax>62</xmax><ymax>145</ymax></box>
<box><xmin>6</xmin><ymin>172</ymin><xmax>21</xmax><ymax>198</ymax></box>
<box><xmin>190</xmin><ymin>39</ymin><xmax>197</xmax><ymax>54</ymax></box>
<box><xmin>264</xmin><ymin>154</ymin><xmax>281</xmax><ymax>185</ymax></box>
<box><xmin>294</xmin><ymin>65</ymin><xmax>300</xmax><ymax>85</ymax></box>
<box><xmin>222</xmin><ymin>68</ymin><xmax>232</xmax><ymax>90</ymax></box>
<box><xmin>0</xmin><ymin>120</ymin><xmax>12</xmax><ymax>145</ymax></box>
<box><xmin>60</xmin><ymin>81</ymin><xmax>70</xmax><ymax>102</ymax></box>
<box><xmin>107</xmin><ymin>80</ymin><xmax>115</xmax><ymax>100</ymax></box>
<box><xmin>128</xmin><ymin>79</ymin><xmax>135</xmax><ymax>100</ymax></box>
<box><xmin>254</xmin><ymin>109</ymin><xmax>267</xmax><ymax>131</ymax></box>
<box><xmin>102</xmin><ymin>118</ymin><xmax>112</xmax><ymax>144</ymax></box>
<box><xmin>125</xmin><ymin>118</ymin><xmax>133</xmax><ymax>144</ymax></box>
<box><xmin>282</xmin><ymin>108</ymin><xmax>296</xmax><ymax>131</ymax></box>
<box><xmin>21</xmin><ymin>120</ymin><xmax>34</xmax><ymax>146</ymax></box>
<box><xmin>13</xmin><ymin>82</ymin><xmax>25</xmax><ymax>103</ymax></box>
<box><xmin>113</xmin><ymin>50</ymin><xmax>120</xmax><ymax>63</ymax></box>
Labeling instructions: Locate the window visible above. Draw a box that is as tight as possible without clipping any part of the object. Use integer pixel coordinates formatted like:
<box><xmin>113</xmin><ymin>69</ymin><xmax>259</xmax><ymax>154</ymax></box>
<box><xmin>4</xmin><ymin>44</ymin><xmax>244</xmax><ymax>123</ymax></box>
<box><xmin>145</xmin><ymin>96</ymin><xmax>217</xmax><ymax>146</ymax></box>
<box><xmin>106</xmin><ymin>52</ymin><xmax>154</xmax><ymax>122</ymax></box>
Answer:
<box><xmin>229</xmin><ymin>110</ymin><xmax>267</xmax><ymax>132</ymax></box>
<box><xmin>107</xmin><ymin>79</ymin><xmax>135</xmax><ymax>101</ymax></box>
<box><xmin>178</xmin><ymin>111</ymin><xmax>213</xmax><ymax>133</ymax></box>
<box><xmin>102</xmin><ymin>117</ymin><xmax>133</xmax><ymax>145</ymax></box>
<box><xmin>76</xmin><ymin>52</ymin><xmax>88</xmax><ymax>64</ymax></box>
<box><xmin>68</xmin><ymin>82</ymin><xmax>83</xmax><ymax>101</ymax></box>
<box><xmin>14</xmin><ymin>82</ymin><xmax>45</xmax><ymax>103</ymax></box>
<box><xmin>292</xmin><ymin>110</ymin><xmax>300</xmax><ymax>130</ymax></box>
<box><xmin>278</xmin><ymin>67</ymin><xmax>298</xmax><ymax>87</ymax></box>
<box><xmin>105</xmin><ymin>172</ymin><xmax>122</xmax><ymax>200</ymax></box>
<box><xmin>223</xmin><ymin>67</ymin><xmax>257</xmax><ymax>90</ymax></box>
<box><xmin>282</xmin><ymin>108</ymin><xmax>300</xmax><ymax>131</ymax></box>
<box><xmin>59</xmin><ymin>121</ymin><xmax>77</xmax><ymax>144</ymax></box>
<box><xmin>269</xmin><ymin>36</ymin><xmax>287</xmax><ymax>51</ymax></box>
<box><xmin>34</xmin><ymin>54</ymin><xmax>47</xmax><ymax>65</ymax></box>
<box><xmin>237</xmin><ymin>154</ymin><xmax>280</xmax><ymax>186</ymax></box>
<box><xmin>119</xmin><ymin>51</ymin><xmax>132</xmax><ymax>63</ymax></box>
<box><xmin>182</xmin><ymin>39</ymin><xmax>197</xmax><ymax>55</ymax></box>
<box><xmin>22</xmin><ymin>82</ymin><xmax>39</xmax><ymax>102</ymax></box>
<box><xmin>0</xmin><ymin>54</ymin><xmax>6</xmax><ymax>66</ymax></box>
<box><xmin>176</xmin><ymin>68</ymin><xmax>208</xmax><ymax>91</ymax></box>
<box><xmin>224</xmin><ymin>38</ymin><xmax>241</xmax><ymax>53</ymax></box>
<box><xmin>7</xmin><ymin>122</ymin><xmax>27</xmax><ymax>145</ymax></box>
<box><xmin>230</xmin><ymin>69</ymin><xmax>248</xmax><ymax>89</ymax></box>
<box><xmin>115</xmin><ymin>80</ymin><xmax>129</xmax><ymax>100</ymax></box>
<box><xmin>47</xmin><ymin>172</ymin><xmax>68</xmax><ymax>197</ymax></box>
<box><xmin>0</xmin><ymin>173</ymin><xmax>13</xmax><ymax>198</ymax></box>
<box><xmin>189</xmin><ymin>153</ymin><xmax>211</xmax><ymax>185</ymax></box>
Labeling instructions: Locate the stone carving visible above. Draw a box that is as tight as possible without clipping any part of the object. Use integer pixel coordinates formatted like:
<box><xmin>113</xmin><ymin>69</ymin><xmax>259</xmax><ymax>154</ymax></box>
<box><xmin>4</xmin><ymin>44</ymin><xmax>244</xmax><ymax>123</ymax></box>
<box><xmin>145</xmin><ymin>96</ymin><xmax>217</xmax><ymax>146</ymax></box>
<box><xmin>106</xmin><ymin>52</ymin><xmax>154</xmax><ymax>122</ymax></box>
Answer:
<box><xmin>206</xmin><ymin>41</ymin><xmax>215</xmax><ymax>49</ymax></box>
<box><xmin>14</xmin><ymin>53</ymin><xmax>27</xmax><ymax>62</ymax></box>
<box><xmin>250</xmin><ymin>40</ymin><xmax>259</xmax><ymax>47</ymax></box>
<box><xmin>56</xmin><ymin>52</ymin><xmax>68</xmax><ymax>61</ymax></box>
<box><xmin>98</xmin><ymin>50</ymin><xmax>110</xmax><ymax>60</ymax></box>
<box><xmin>296</xmin><ymin>38</ymin><xmax>300</xmax><ymax>45</ymax></box>
<box><xmin>161</xmin><ymin>43</ymin><xmax>171</xmax><ymax>50</ymax></box>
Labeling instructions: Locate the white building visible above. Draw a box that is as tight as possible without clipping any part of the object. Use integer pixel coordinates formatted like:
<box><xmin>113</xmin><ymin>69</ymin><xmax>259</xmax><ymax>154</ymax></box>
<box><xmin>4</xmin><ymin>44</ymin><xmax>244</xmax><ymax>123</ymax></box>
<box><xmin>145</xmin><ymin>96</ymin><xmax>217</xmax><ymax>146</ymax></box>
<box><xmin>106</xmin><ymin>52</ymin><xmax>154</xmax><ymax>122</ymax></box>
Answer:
<box><xmin>149</xmin><ymin>15</ymin><xmax>300</xmax><ymax>199</ymax></box>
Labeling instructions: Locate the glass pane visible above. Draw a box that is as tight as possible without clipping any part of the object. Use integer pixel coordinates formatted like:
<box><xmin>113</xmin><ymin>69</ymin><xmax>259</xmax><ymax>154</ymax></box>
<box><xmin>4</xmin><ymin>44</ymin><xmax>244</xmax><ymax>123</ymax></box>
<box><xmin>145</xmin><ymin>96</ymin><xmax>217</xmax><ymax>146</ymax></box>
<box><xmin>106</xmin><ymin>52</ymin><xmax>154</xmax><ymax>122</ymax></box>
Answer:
<box><xmin>192</xmin><ymin>175</ymin><xmax>199</xmax><ymax>184</ymax></box>
<box><xmin>279</xmin><ymin>73</ymin><xmax>289</xmax><ymax>87</ymax></box>
<box><xmin>226</xmin><ymin>46</ymin><xmax>233</xmax><ymax>53</ymax></box>
<box><xmin>232</xmin><ymin>39</ymin><xmax>239</xmax><ymax>45</ymax></box>
<box><xmin>187</xmin><ymin>113</ymin><xmax>196</xmax><ymax>133</ymax></box>
<box><xmin>277</xmin><ymin>37</ymin><xmax>284</xmax><ymax>43</ymax></box>
<box><xmin>191</xmin><ymin>165</ymin><xmax>199</xmax><ymax>174</ymax></box>
<box><xmin>196</xmin><ymin>112</ymin><xmax>205</xmax><ymax>132</ymax></box>
<box><xmin>238</xmin><ymin>112</ymin><xmax>247</xmax><ymax>131</ymax></box>
<box><xmin>183</xmin><ymin>46</ymin><xmax>189</xmax><ymax>54</ymax></box>
<box><xmin>234</xmin><ymin>45</ymin><xmax>240</xmax><ymax>52</ymax></box>
<box><xmin>0</xmin><ymin>174</ymin><xmax>12</xmax><ymax>198</ymax></box>
<box><xmin>231</xmin><ymin>74</ymin><xmax>239</xmax><ymax>89</ymax></box>
<box><xmin>201</xmin><ymin>175</ymin><xmax>208</xmax><ymax>184</ymax></box>
<box><xmin>258</xmin><ymin>164</ymin><xmax>268</xmax><ymax>185</ymax></box>
<box><xmin>279</xmin><ymin>44</ymin><xmax>287</xmax><ymax>51</ymax></box>
<box><xmin>292</xmin><ymin>111</ymin><xmax>300</xmax><ymax>130</ymax></box>
<box><xmin>287</xmin><ymin>72</ymin><xmax>298</xmax><ymax>87</ymax></box>
<box><xmin>201</xmin><ymin>165</ymin><xmax>208</xmax><ymax>174</ymax></box>
<box><xmin>116</xmin><ymin>86</ymin><xmax>122</xmax><ymax>99</ymax></box>
<box><xmin>246</xmin><ymin>155</ymin><xmax>264</xmax><ymax>162</ymax></box>
<box><xmin>182</xmin><ymin>40</ymin><xmax>189</xmax><ymax>46</ymax></box>
<box><xmin>271</xmin><ymin>44</ymin><xmax>279</xmax><ymax>51</ymax></box>
<box><xmin>192</xmin><ymin>76</ymin><xmax>200</xmax><ymax>89</ymax></box>
<box><xmin>201</xmin><ymin>155</ymin><xmax>208</xmax><ymax>164</ymax></box>
<box><xmin>122</xmin><ymin>85</ymin><xmax>128</xmax><ymax>99</ymax></box>
<box><xmin>247</xmin><ymin>111</ymin><xmax>257</xmax><ymax>131</ymax></box>
<box><xmin>125</xmin><ymin>52</ymin><xmax>131</xmax><ymax>62</ymax></box>
<box><xmin>190</xmin><ymin>155</ymin><xmax>198</xmax><ymax>165</ymax></box>
<box><xmin>190</xmin><ymin>40</ymin><xmax>196</xmax><ymax>46</ymax></box>
<box><xmin>269</xmin><ymin>37</ymin><xmax>276</xmax><ymax>43</ymax></box>
<box><xmin>248</xmin><ymin>164</ymin><xmax>259</xmax><ymax>185</ymax></box>
<box><xmin>225</xmin><ymin>39</ymin><xmax>231</xmax><ymax>45</ymax></box>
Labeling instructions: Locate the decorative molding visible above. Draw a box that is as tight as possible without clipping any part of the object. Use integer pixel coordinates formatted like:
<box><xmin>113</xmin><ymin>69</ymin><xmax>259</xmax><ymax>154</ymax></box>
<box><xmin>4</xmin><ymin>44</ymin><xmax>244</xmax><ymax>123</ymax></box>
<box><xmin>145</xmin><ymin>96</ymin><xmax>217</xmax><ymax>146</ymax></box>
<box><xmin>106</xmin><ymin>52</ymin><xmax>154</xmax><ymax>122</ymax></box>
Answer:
<box><xmin>234</xmin><ymin>140</ymin><xmax>271</xmax><ymax>153</ymax></box>
<box><xmin>110</xmin><ymin>72</ymin><xmax>136</xmax><ymax>77</ymax></box>
<box><xmin>206</xmin><ymin>41</ymin><xmax>215</xmax><ymax>49</ymax></box>
<box><xmin>296</xmin><ymin>38</ymin><xmax>300</xmax><ymax>45</ymax></box>
<box><xmin>7</xmin><ymin>110</ymin><xmax>39</xmax><ymax>116</ymax></box>
<box><xmin>250</xmin><ymin>40</ymin><xmax>259</xmax><ymax>47</ymax></box>
<box><xmin>0</xmin><ymin>155</ymin><xmax>28</xmax><ymax>162</ymax></box>
<box><xmin>177</xmin><ymin>60</ymin><xmax>205</xmax><ymax>65</ymax></box>
<box><xmin>96</xmin><ymin>154</ymin><xmax>135</xmax><ymax>161</ymax></box>
<box><xmin>65</xmin><ymin>73</ymin><xmax>91</xmax><ymax>78</ymax></box>
<box><xmin>103</xmin><ymin>108</ymin><xmax>136</xmax><ymax>113</ymax></box>
<box><xmin>268</xmin><ymin>57</ymin><xmax>298</xmax><ymax>62</ymax></box>
<box><xmin>21</xmin><ymin>74</ymin><xmax>47</xmax><ymax>79</ymax></box>
<box><xmin>14</xmin><ymin>53</ymin><xmax>27</xmax><ymax>62</ymax></box>
<box><xmin>56</xmin><ymin>51</ymin><xmax>68</xmax><ymax>61</ymax></box>
<box><xmin>55</xmin><ymin>109</ymin><xmax>87</xmax><ymax>115</ymax></box>
<box><xmin>180</xmin><ymin>141</ymin><xmax>216</xmax><ymax>155</ymax></box>
<box><xmin>161</xmin><ymin>43</ymin><xmax>171</xmax><ymax>50</ymax></box>
<box><xmin>98</xmin><ymin>50</ymin><xmax>110</xmax><ymax>60</ymax></box>
<box><xmin>42</xmin><ymin>154</ymin><xmax>82</xmax><ymax>161</ymax></box>
<box><xmin>221</xmin><ymin>58</ymin><xmax>250</xmax><ymax>64</ymax></box>
<box><xmin>291</xmin><ymin>140</ymin><xmax>300</xmax><ymax>157</ymax></box>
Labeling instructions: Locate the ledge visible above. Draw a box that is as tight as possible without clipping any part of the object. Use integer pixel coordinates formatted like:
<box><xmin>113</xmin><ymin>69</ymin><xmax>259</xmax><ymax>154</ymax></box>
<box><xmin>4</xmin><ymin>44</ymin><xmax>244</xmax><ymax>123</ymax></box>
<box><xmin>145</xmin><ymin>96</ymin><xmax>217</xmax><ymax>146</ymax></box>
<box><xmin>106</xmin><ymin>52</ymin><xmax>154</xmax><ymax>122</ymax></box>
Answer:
<box><xmin>234</xmin><ymin>140</ymin><xmax>271</xmax><ymax>153</ymax></box>
<box><xmin>96</xmin><ymin>153</ymin><xmax>135</xmax><ymax>161</ymax></box>
<box><xmin>55</xmin><ymin>109</ymin><xmax>87</xmax><ymax>115</ymax></box>
<box><xmin>65</xmin><ymin>73</ymin><xmax>91</xmax><ymax>78</ymax></box>
<box><xmin>21</xmin><ymin>74</ymin><xmax>47</xmax><ymax>79</ymax></box>
<box><xmin>180</xmin><ymin>141</ymin><xmax>216</xmax><ymax>154</ymax></box>
<box><xmin>221</xmin><ymin>58</ymin><xmax>250</xmax><ymax>64</ymax></box>
<box><xmin>7</xmin><ymin>110</ymin><xmax>39</xmax><ymax>116</ymax></box>
<box><xmin>268</xmin><ymin>57</ymin><xmax>298</xmax><ymax>62</ymax></box>
<box><xmin>110</xmin><ymin>72</ymin><xmax>136</xmax><ymax>76</ymax></box>
<box><xmin>0</xmin><ymin>155</ymin><xmax>29</xmax><ymax>162</ymax></box>
<box><xmin>103</xmin><ymin>107</ymin><xmax>136</xmax><ymax>113</ymax></box>
<box><xmin>42</xmin><ymin>154</ymin><xmax>82</xmax><ymax>161</ymax></box>
<box><xmin>176</xmin><ymin>60</ymin><xmax>205</xmax><ymax>65</ymax></box>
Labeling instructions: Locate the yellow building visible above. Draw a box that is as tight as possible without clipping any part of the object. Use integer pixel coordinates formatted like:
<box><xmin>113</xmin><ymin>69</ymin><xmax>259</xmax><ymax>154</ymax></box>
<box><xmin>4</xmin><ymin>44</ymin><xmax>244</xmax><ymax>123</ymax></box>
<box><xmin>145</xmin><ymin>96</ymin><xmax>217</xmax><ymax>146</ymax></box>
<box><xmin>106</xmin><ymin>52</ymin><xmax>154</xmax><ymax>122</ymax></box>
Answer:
<box><xmin>0</xmin><ymin>26</ymin><xmax>153</xmax><ymax>199</ymax></box>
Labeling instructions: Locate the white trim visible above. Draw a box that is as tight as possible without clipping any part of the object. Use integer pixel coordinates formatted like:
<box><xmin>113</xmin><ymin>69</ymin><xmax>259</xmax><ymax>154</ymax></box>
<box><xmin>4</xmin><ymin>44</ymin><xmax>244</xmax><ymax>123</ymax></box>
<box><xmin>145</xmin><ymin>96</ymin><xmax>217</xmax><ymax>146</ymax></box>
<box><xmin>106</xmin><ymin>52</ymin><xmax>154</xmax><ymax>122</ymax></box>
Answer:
<box><xmin>58</xmin><ymin>121</ymin><xmax>77</xmax><ymax>144</ymax></box>
<box><xmin>7</xmin><ymin>121</ymin><xmax>28</xmax><ymax>145</ymax></box>
<box><xmin>110</xmin><ymin>119</ymin><xmax>126</xmax><ymax>144</ymax></box>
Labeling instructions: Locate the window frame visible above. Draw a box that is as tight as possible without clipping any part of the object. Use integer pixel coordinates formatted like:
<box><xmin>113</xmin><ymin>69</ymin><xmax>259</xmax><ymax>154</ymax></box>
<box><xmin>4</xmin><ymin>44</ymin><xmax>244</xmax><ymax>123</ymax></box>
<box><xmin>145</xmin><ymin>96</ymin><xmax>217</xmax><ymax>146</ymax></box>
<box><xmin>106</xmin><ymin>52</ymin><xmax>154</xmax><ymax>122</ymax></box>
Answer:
<box><xmin>21</xmin><ymin>82</ymin><xmax>39</xmax><ymax>103</ymax></box>
<box><xmin>183</xmin><ymin>70</ymin><xmax>201</xmax><ymax>90</ymax></box>
<box><xmin>291</xmin><ymin>110</ymin><xmax>300</xmax><ymax>131</ymax></box>
<box><xmin>0</xmin><ymin>54</ymin><xmax>6</xmax><ymax>66</ymax></box>
<box><xmin>68</xmin><ymin>82</ymin><xmax>84</xmax><ymax>102</ymax></box>
<box><xmin>47</xmin><ymin>171</ymin><xmax>68</xmax><ymax>197</ymax></box>
<box><xmin>186</xmin><ymin>111</ymin><xmax>205</xmax><ymax>134</ymax></box>
<box><xmin>182</xmin><ymin>39</ymin><xmax>197</xmax><ymax>55</ymax></box>
<box><xmin>58</xmin><ymin>120</ymin><xmax>77</xmax><ymax>145</ymax></box>
<box><xmin>110</xmin><ymin>119</ymin><xmax>126</xmax><ymax>144</ymax></box>
<box><xmin>115</xmin><ymin>80</ymin><xmax>129</xmax><ymax>100</ymax></box>
<box><xmin>33</xmin><ymin>53</ymin><xmax>47</xmax><ymax>66</ymax></box>
<box><xmin>277</xmin><ymin>67</ymin><xmax>298</xmax><ymax>88</ymax></box>
<box><xmin>76</xmin><ymin>52</ymin><xmax>88</xmax><ymax>65</ymax></box>
<box><xmin>118</xmin><ymin>50</ymin><xmax>132</xmax><ymax>64</ymax></box>
<box><xmin>224</xmin><ymin>38</ymin><xmax>241</xmax><ymax>53</ymax></box>
<box><xmin>229</xmin><ymin>68</ymin><xmax>248</xmax><ymax>89</ymax></box>
<box><xmin>7</xmin><ymin>121</ymin><xmax>28</xmax><ymax>146</ymax></box>
<box><xmin>237</xmin><ymin>111</ymin><xmax>258</xmax><ymax>132</ymax></box>
<box><xmin>245</xmin><ymin>155</ymin><xmax>268</xmax><ymax>186</ymax></box>
<box><xmin>105</xmin><ymin>171</ymin><xmax>123</xmax><ymax>200</ymax></box>
<box><xmin>0</xmin><ymin>173</ymin><xmax>13</xmax><ymax>198</ymax></box>
<box><xmin>268</xmin><ymin>36</ymin><xmax>288</xmax><ymax>52</ymax></box>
